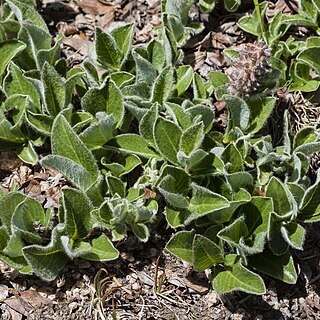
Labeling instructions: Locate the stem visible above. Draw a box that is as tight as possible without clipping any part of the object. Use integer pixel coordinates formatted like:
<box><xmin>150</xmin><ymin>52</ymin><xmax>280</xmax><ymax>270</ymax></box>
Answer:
<box><xmin>253</xmin><ymin>0</ymin><xmax>267</xmax><ymax>43</ymax></box>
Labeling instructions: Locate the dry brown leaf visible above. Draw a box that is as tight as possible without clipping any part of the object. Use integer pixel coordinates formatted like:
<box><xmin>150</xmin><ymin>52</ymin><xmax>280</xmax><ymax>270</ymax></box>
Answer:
<box><xmin>183</xmin><ymin>277</ymin><xmax>209</xmax><ymax>294</ymax></box>
<box><xmin>4</xmin><ymin>290</ymin><xmax>52</xmax><ymax>318</ymax></box>
<box><xmin>62</xmin><ymin>38</ymin><xmax>92</xmax><ymax>56</ymax></box>
<box><xmin>76</xmin><ymin>0</ymin><xmax>117</xmax><ymax>15</ymax></box>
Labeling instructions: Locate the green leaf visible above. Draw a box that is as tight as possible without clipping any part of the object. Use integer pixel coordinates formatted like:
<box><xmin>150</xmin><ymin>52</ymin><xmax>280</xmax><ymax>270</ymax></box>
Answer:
<box><xmin>224</xmin><ymin>0</ymin><xmax>240</xmax><ymax>12</ymax></box>
<box><xmin>221</xmin><ymin>143</ymin><xmax>244</xmax><ymax>173</ymax></box>
<box><xmin>60</xmin><ymin>237</ymin><xmax>91</xmax><ymax>259</ymax></box>
<box><xmin>187</xmin><ymin>183</ymin><xmax>230</xmax><ymax>224</ymax></box>
<box><xmin>105</xmin><ymin>80</ymin><xmax>124</xmax><ymax>127</ymax></box>
<box><xmin>62</xmin><ymin>188</ymin><xmax>93</xmax><ymax>240</ymax></box>
<box><xmin>50</xmin><ymin>114</ymin><xmax>100</xmax><ymax>181</ymax></box>
<box><xmin>225</xmin><ymin>95</ymin><xmax>250</xmax><ymax>132</ymax></box>
<box><xmin>147</xmin><ymin>39</ymin><xmax>166</xmax><ymax>72</ymax></box>
<box><xmin>293</xmin><ymin>127</ymin><xmax>318</xmax><ymax>150</ymax></box>
<box><xmin>0</xmin><ymin>192</ymin><xmax>26</xmax><ymax>233</ymax></box>
<box><xmin>42</xmin><ymin>62</ymin><xmax>65</xmax><ymax>117</ymax></box>
<box><xmin>281</xmin><ymin>222</ymin><xmax>305</xmax><ymax>250</ymax></box>
<box><xmin>139</xmin><ymin>103</ymin><xmax>158</xmax><ymax>147</ymax></box>
<box><xmin>80</xmin><ymin>112</ymin><xmax>116</xmax><ymax>149</ymax></box>
<box><xmin>166</xmin><ymin>102</ymin><xmax>192</xmax><ymax>129</ymax></box>
<box><xmin>192</xmin><ymin>234</ymin><xmax>223</xmax><ymax>271</ymax></box>
<box><xmin>268</xmin><ymin>213</ymin><xmax>289</xmax><ymax>255</ymax></box>
<box><xmin>193</xmin><ymin>73</ymin><xmax>206</xmax><ymax>99</ymax></box>
<box><xmin>16</xmin><ymin>141</ymin><xmax>38</xmax><ymax>165</ymax></box>
<box><xmin>158</xmin><ymin>175</ymin><xmax>189</xmax><ymax>209</ymax></box>
<box><xmin>95</xmin><ymin>28</ymin><xmax>121</xmax><ymax>70</ymax></box>
<box><xmin>199</xmin><ymin>0</ymin><xmax>216</xmax><ymax>13</ymax></box>
<box><xmin>110</xmin><ymin>71</ymin><xmax>134</xmax><ymax>88</ymax></box>
<box><xmin>246</xmin><ymin>97</ymin><xmax>276</xmax><ymax>134</ymax></box>
<box><xmin>11</xmin><ymin>197</ymin><xmax>45</xmax><ymax>244</ymax></box>
<box><xmin>249</xmin><ymin>249</ymin><xmax>297</xmax><ymax>284</ymax></box>
<box><xmin>165</xmin><ymin>230</ymin><xmax>195</xmax><ymax>263</ymax></box>
<box><xmin>106</xmin><ymin>175</ymin><xmax>125</xmax><ymax>198</ymax></box>
<box><xmin>208</xmin><ymin>189</ymin><xmax>251</xmax><ymax>224</ymax></box>
<box><xmin>132</xmin><ymin>50</ymin><xmax>157</xmax><ymax>84</ymax></box>
<box><xmin>154</xmin><ymin>118</ymin><xmax>182</xmax><ymax>165</ymax></box>
<box><xmin>165</xmin><ymin>207</ymin><xmax>185</xmax><ymax>228</ymax></box>
<box><xmin>297</xmin><ymin>47</ymin><xmax>320</xmax><ymax>76</ymax></box>
<box><xmin>187</xmin><ymin>105</ymin><xmax>215</xmax><ymax>133</ymax></box>
<box><xmin>4</xmin><ymin>62</ymin><xmax>40</xmax><ymax>108</ymax></box>
<box><xmin>81</xmin><ymin>88</ymin><xmax>106</xmax><ymax>115</ymax></box>
<box><xmin>266</xmin><ymin>177</ymin><xmax>292</xmax><ymax>216</ymax></box>
<box><xmin>3</xmin><ymin>232</ymin><xmax>24</xmax><ymax>258</ymax></box>
<box><xmin>0</xmin><ymin>118</ymin><xmax>25</xmax><ymax>149</ymax></box>
<box><xmin>179</xmin><ymin>122</ymin><xmax>204</xmax><ymax>156</ymax></box>
<box><xmin>106</xmin><ymin>134</ymin><xmax>160</xmax><ymax>159</ymax></box>
<box><xmin>175</xmin><ymin>65</ymin><xmax>193</xmax><ymax>96</ymax></box>
<box><xmin>81</xmin><ymin>235</ymin><xmax>119</xmax><ymax>261</ymax></box>
<box><xmin>299</xmin><ymin>175</ymin><xmax>320</xmax><ymax>222</ymax></box>
<box><xmin>23</xmin><ymin>225</ymin><xmax>69</xmax><ymax>281</ymax></box>
<box><xmin>0</xmin><ymin>40</ymin><xmax>26</xmax><ymax>78</ymax></box>
<box><xmin>162</xmin><ymin>0</ymin><xmax>194</xmax><ymax>25</ymax></box>
<box><xmin>212</xmin><ymin>254</ymin><xmax>266</xmax><ymax>295</ymax></box>
<box><xmin>237</xmin><ymin>1</ymin><xmax>268</xmax><ymax>37</ymax></box>
<box><xmin>240</xmin><ymin>196</ymin><xmax>273</xmax><ymax>235</ymax></box>
<box><xmin>111</xmin><ymin>22</ymin><xmax>134</xmax><ymax>60</ymax></box>
<box><xmin>7</xmin><ymin>0</ymin><xmax>48</xmax><ymax>32</ymax></box>
<box><xmin>217</xmin><ymin>216</ymin><xmax>248</xmax><ymax>245</ymax></box>
<box><xmin>151</xmin><ymin>66</ymin><xmax>174</xmax><ymax>104</ymax></box>
<box><xmin>18</xmin><ymin>23</ymin><xmax>51</xmax><ymax>69</ymax></box>
<box><xmin>131</xmin><ymin>223</ymin><xmax>150</xmax><ymax>242</ymax></box>
<box><xmin>41</xmin><ymin>155</ymin><xmax>95</xmax><ymax>191</ymax></box>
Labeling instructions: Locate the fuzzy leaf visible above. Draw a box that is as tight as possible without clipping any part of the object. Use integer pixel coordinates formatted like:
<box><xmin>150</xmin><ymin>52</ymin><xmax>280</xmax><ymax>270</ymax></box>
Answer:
<box><xmin>139</xmin><ymin>103</ymin><xmax>158</xmax><ymax>146</ymax></box>
<box><xmin>225</xmin><ymin>95</ymin><xmax>250</xmax><ymax>132</ymax></box>
<box><xmin>192</xmin><ymin>234</ymin><xmax>223</xmax><ymax>271</ymax></box>
<box><xmin>62</xmin><ymin>188</ymin><xmax>93</xmax><ymax>240</ymax></box>
<box><xmin>246</xmin><ymin>97</ymin><xmax>276</xmax><ymax>134</ymax></box>
<box><xmin>249</xmin><ymin>249</ymin><xmax>297</xmax><ymax>284</ymax></box>
<box><xmin>179</xmin><ymin>122</ymin><xmax>204</xmax><ymax>156</ymax></box>
<box><xmin>217</xmin><ymin>216</ymin><xmax>248</xmax><ymax>245</ymax></box>
<box><xmin>80</xmin><ymin>112</ymin><xmax>116</xmax><ymax>148</ymax></box>
<box><xmin>131</xmin><ymin>223</ymin><xmax>149</xmax><ymax>242</ymax></box>
<box><xmin>41</xmin><ymin>155</ymin><xmax>95</xmax><ymax>191</ymax></box>
<box><xmin>82</xmin><ymin>235</ymin><xmax>119</xmax><ymax>261</ymax></box>
<box><xmin>50</xmin><ymin>114</ymin><xmax>100</xmax><ymax>181</ymax></box>
<box><xmin>175</xmin><ymin>65</ymin><xmax>193</xmax><ymax>96</ymax></box>
<box><xmin>4</xmin><ymin>62</ymin><xmax>40</xmax><ymax>108</ymax></box>
<box><xmin>266</xmin><ymin>177</ymin><xmax>292</xmax><ymax>216</ymax></box>
<box><xmin>41</xmin><ymin>62</ymin><xmax>65</xmax><ymax>117</ymax></box>
<box><xmin>95</xmin><ymin>28</ymin><xmax>121</xmax><ymax>70</ymax></box>
<box><xmin>111</xmin><ymin>23</ymin><xmax>134</xmax><ymax>60</ymax></box>
<box><xmin>7</xmin><ymin>0</ymin><xmax>48</xmax><ymax>31</ymax></box>
<box><xmin>187</xmin><ymin>183</ymin><xmax>230</xmax><ymax>224</ymax></box>
<box><xmin>281</xmin><ymin>222</ymin><xmax>305</xmax><ymax>250</ymax></box>
<box><xmin>23</xmin><ymin>225</ymin><xmax>69</xmax><ymax>281</ymax></box>
<box><xmin>105</xmin><ymin>80</ymin><xmax>124</xmax><ymax>127</ymax></box>
<box><xmin>0</xmin><ymin>192</ymin><xmax>26</xmax><ymax>233</ymax></box>
<box><xmin>212</xmin><ymin>254</ymin><xmax>266</xmax><ymax>295</ymax></box>
<box><xmin>106</xmin><ymin>134</ymin><xmax>160</xmax><ymax>159</ymax></box>
<box><xmin>132</xmin><ymin>50</ymin><xmax>157</xmax><ymax>84</ymax></box>
<box><xmin>154</xmin><ymin>118</ymin><xmax>182</xmax><ymax>164</ymax></box>
<box><xmin>165</xmin><ymin>230</ymin><xmax>195</xmax><ymax>263</ymax></box>
<box><xmin>0</xmin><ymin>40</ymin><xmax>25</xmax><ymax>78</ymax></box>
<box><xmin>151</xmin><ymin>66</ymin><xmax>174</xmax><ymax>104</ymax></box>
<box><xmin>16</xmin><ymin>141</ymin><xmax>38</xmax><ymax>165</ymax></box>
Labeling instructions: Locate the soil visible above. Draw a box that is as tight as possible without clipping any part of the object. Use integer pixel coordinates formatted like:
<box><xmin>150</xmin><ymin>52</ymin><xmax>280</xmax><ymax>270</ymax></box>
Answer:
<box><xmin>1</xmin><ymin>0</ymin><xmax>320</xmax><ymax>319</ymax></box>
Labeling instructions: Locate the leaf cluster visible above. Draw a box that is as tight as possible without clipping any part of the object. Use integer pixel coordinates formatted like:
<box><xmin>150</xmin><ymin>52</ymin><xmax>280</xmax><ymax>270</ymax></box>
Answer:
<box><xmin>0</xmin><ymin>0</ymin><xmax>319</xmax><ymax>294</ymax></box>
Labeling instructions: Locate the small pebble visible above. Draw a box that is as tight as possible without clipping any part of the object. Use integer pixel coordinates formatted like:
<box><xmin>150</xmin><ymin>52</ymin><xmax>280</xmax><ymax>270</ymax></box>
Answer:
<box><xmin>0</xmin><ymin>285</ymin><xmax>9</xmax><ymax>300</ymax></box>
